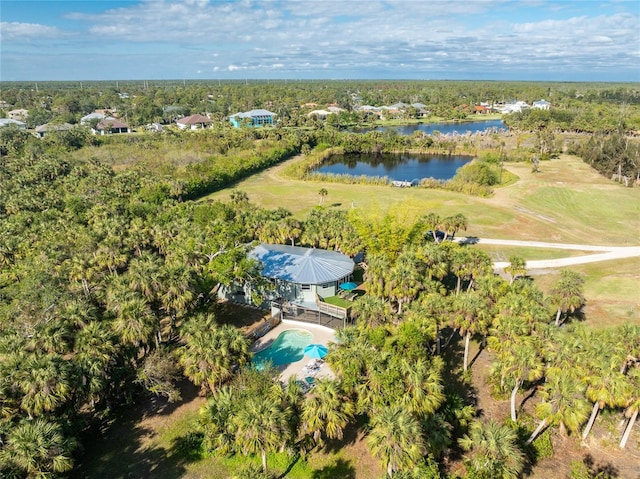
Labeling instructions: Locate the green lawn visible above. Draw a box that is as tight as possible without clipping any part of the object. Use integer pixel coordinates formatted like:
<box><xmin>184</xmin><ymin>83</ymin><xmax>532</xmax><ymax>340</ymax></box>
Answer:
<box><xmin>206</xmin><ymin>154</ymin><xmax>640</xmax><ymax>247</ymax></box>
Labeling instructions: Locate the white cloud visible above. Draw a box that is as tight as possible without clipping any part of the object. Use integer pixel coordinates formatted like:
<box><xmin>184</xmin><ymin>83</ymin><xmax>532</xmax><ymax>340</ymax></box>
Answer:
<box><xmin>0</xmin><ymin>22</ymin><xmax>66</xmax><ymax>41</ymax></box>
<box><xmin>2</xmin><ymin>0</ymin><xmax>639</xmax><ymax>80</ymax></box>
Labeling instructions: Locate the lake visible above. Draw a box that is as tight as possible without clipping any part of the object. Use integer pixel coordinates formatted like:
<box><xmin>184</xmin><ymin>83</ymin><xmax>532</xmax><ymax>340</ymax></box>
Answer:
<box><xmin>351</xmin><ymin>119</ymin><xmax>505</xmax><ymax>136</ymax></box>
<box><xmin>314</xmin><ymin>152</ymin><xmax>472</xmax><ymax>182</ymax></box>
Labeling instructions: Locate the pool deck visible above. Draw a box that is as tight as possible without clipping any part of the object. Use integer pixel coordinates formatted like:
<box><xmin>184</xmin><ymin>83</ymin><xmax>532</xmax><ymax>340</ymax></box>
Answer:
<box><xmin>252</xmin><ymin>319</ymin><xmax>336</xmax><ymax>382</ymax></box>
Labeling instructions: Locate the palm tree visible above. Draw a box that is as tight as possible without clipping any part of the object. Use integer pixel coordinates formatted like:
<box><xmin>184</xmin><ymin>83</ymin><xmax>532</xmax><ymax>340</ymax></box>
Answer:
<box><xmin>581</xmin><ymin>361</ymin><xmax>632</xmax><ymax>440</ymax></box>
<box><xmin>127</xmin><ymin>251</ymin><xmax>163</xmax><ymax>301</ymax></box>
<box><xmin>351</xmin><ymin>295</ymin><xmax>392</xmax><ymax>328</ymax></box>
<box><xmin>73</xmin><ymin>320</ymin><xmax>118</xmax><ymax>406</ymax></box>
<box><xmin>158</xmin><ymin>263</ymin><xmax>197</xmax><ymax>340</ymax></box>
<box><xmin>441</xmin><ymin>213</ymin><xmax>468</xmax><ymax>241</ymax></box>
<box><xmin>388</xmin><ymin>248</ymin><xmax>423</xmax><ymax>314</ymax></box>
<box><xmin>397</xmin><ymin>357</ymin><xmax>445</xmax><ymax>416</ymax></box>
<box><xmin>178</xmin><ymin>315</ymin><xmax>250</xmax><ymax>393</ymax></box>
<box><xmin>459</xmin><ymin>419</ymin><xmax>525</xmax><ymax>479</ymax></box>
<box><xmin>549</xmin><ymin>270</ymin><xmax>585</xmax><ymax>326</ymax></box>
<box><xmin>233</xmin><ymin>396</ymin><xmax>291</xmax><ymax>473</ymax></box>
<box><xmin>200</xmin><ymin>386</ymin><xmax>236</xmax><ymax>455</ymax></box>
<box><xmin>318</xmin><ymin>187</ymin><xmax>328</xmax><ymax>204</ymax></box>
<box><xmin>403</xmin><ymin>291</ymin><xmax>448</xmax><ymax>355</ymax></box>
<box><xmin>363</xmin><ymin>253</ymin><xmax>391</xmax><ymax>298</ymax></box>
<box><xmin>504</xmin><ymin>255</ymin><xmax>526</xmax><ymax>285</ymax></box>
<box><xmin>111</xmin><ymin>295</ymin><xmax>157</xmax><ymax>351</ymax></box>
<box><xmin>0</xmin><ymin>418</ymin><xmax>76</xmax><ymax>477</ymax></box>
<box><xmin>526</xmin><ymin>368</ymin><xmax>591</xmax><ymax>445</ymax></box>
<box><xmin>451</xmin><ymin>291</ymin><xmax>491</xmax><ymax>371</ymax></box>
<box><xmin>494</xmin><ymin>336</ymin><xmax>545</xmax><ymax>422</ymax></box>
<box><xmin>325</xmin><ymin>328</ymin><xmax>373</xmax><ymax>392</ymax></box>
<box><xmin>301</xmin><ymin>379</ymin><xmax>355</xmax><ymax>446</ymax></box>
<box><xmin>417</xmin><ymin>243</ymin><xmax>449</xmax><ymax>283</ymax></box>
<box><xmin>17</xmin><ymin>354</ymin><xmax>72</xmax><ymax>419</ymax></box>
<box><xmin>367</xmin><ymin>405</ymin><xmax>426</xmax><ymax>478</ymax></box>
<box><xmin>620</xmin><ymin>365</ymin><xmax>640</xmax><ymax>449</ymax></box>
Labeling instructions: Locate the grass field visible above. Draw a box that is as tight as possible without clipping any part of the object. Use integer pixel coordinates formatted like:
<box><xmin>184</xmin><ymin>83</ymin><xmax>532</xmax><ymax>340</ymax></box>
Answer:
<box><xmin>209</xmin><ymin>154</ymin><xmax>640</xmax><ymax>246</ymax></box>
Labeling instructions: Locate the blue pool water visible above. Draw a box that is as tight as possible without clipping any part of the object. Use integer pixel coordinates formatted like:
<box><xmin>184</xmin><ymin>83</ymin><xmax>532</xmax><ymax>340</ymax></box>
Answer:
<box><xmin>253</xmin><ymin>329</ymin><xmax>314</xmax><ymax>369</ymax></box>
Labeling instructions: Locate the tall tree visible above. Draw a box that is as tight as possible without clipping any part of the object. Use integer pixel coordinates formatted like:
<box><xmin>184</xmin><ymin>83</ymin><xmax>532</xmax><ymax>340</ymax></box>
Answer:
<box><xmin>504</xmin><ymin>255</ymin><xmax>526</xmax><ymax>285</ymax></box>
<box><xmin>526</xmin><ymin>368</ymin><xmax>590</xmax><ymax>445</ymax></box>
<box><xmin>549</xmin><ymin>270</ymin><xmax>585</xmax><ymax>326</ymax></box>
<box><xmin>301</xmin><ymin>379</ymin><xmax>355</xmax><ymax>446</ymax></box>
<box><xmin>0</xmin><ymin>419</ymin><xmax>76</xmax><ymax>478</ymax></box>
<box><xmin>620</xmin><ymin>365</ymin><xmax>640</xmax><ymax>449</ymax></box>
<box><xmin>367</xmin><ymin>405</ymin><xmax>426</xmax><ymax>478</ymax></box>
<box><xmin>178</xmin><ymin>315</ymin><xmax>250</xmax><ymax>394</ymax></box>
<box><xmin>233</xmin><ymin>395</ymin><xmax>291</xmax><ymax>473</ymax></box>
<box><xmin>459</xmin><ymin>419</ymin><xmax>525</xmax><ymax>479</ymax></box>
<box><xmin>452</xmin><ymin>291</ymin><xmax>491</xmax><ymax>372</ymax></box>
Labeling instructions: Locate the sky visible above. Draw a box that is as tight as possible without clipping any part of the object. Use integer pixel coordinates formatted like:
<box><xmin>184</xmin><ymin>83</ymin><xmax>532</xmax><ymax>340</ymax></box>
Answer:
<box><xmin>1</xmin><ymin>0</ymin><xmax>639</xmax><ymax>82</ymax></box>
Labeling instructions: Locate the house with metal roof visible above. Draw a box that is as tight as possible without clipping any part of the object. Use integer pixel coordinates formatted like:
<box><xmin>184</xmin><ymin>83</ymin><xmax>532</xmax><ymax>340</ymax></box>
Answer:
<box><xmin>80</xmin><ymin>112</ymin><xmax>107</xmax><ymax>125</ymax></box>
<box><xmin>0</xmin><ymin>118</ymin><xmax>27</xmax><ymax>129</ymax></box>
<box><xmin>229</xmin><ymin>109</ymin><xmax>276</xmax><ymax>128</ymax></box>
<box><xmin>532</xmin><ymin>99</ymin><xmax>551</xmax><ymax>110</ymax></box>
<box><xmin>219</xmin><ymin>244</ymin><xmax>355</xmax><ymax>323</ymax></box>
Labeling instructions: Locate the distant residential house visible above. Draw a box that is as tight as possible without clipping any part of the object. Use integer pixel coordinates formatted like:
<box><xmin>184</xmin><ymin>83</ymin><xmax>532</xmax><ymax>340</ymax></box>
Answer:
<box><xmin>8</xmin><ymin>109</ymin><xmax>28</xmax><ymax>121</ymax></box>
<box><xmin>35</xmin><ymin>122</ymin><xmax>73</xmax><ymax>138</ymax></box>
<box><xmin>229</xmin><ymin>109</ymin><xmax>276</xmax><ymax>128</ymax></box>
<box><xmin>500</xmin><ymin>101</ymin><xmax>529</xmax><ymax>114</ymax></box>
<box><xmin>146</xmin><ymin>122</ymin><xmax>163</xmax><ymax>132</ymax></box>
<box><xmin>0</xmin><ymin>118</ymin><xmax>26</xmax><ymax>129</ymax></box>
<box><xmin>80</xmin><ymin>112</ymin><xmax>107</xmax><ymax>125</ymax></box>
<box><xmin>357</xmin><ymin>105</ymin><xmax>380</xmax><ymax>112</ymax></box>
<box><xmin>176</xmin><ymin>114</ymin><xmax>213</xmax><ymax>130</ymax></box>
<box><xmin>410</xmin><ymin>103</ymin><xmax>430</xmax><ymax>117</ymax></box>
<box><xmin>474</xmin><ymin>105</ymin><xmax>490</xmax><ymax>114</ymax></box>
<box><xmin>93</xmin><ymin>117</ymin><xmax>129</xmax><ymax>135</ymax></box>
<box><xmin>532</xmin><ymin>99</ymin><xmax>551</xmax><ymax>110</ymax></box>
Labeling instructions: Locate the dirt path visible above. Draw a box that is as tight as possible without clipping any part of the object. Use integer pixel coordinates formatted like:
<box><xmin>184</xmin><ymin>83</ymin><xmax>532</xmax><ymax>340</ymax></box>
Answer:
<box><xmin>456</xmin><ymin>237</ymin><xmax>640</xmax><ymax>270</ymax></box>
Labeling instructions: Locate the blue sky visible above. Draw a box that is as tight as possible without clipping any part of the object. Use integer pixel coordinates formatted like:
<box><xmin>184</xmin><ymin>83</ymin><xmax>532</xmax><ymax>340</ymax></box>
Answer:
<box><xmin>1</xmin><ymin>0</ymin><xmax>639</xmax><ymax>82</ymax></box>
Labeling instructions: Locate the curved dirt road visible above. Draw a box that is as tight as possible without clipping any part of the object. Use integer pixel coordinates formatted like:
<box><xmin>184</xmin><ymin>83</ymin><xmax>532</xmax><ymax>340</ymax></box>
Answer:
<box><xmin>456</xmin><ymin>237</ymin><xmax>640</xmax><ymax>270</ymax></box>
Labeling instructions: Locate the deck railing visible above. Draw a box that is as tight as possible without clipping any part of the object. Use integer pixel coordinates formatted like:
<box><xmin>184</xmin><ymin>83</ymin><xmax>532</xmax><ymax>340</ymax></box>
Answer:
<box><xmin>315</xmin><ymin>295</ymin><xmax>348</xmax><ymax>319</ymax></box>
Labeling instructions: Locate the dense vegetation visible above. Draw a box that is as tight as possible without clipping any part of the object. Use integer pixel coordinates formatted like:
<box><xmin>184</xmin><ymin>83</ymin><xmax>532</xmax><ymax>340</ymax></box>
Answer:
<box><xmin>1</xmin><ymin>80</ymin><xmax>639</xmax><ymax>478</ymax></box>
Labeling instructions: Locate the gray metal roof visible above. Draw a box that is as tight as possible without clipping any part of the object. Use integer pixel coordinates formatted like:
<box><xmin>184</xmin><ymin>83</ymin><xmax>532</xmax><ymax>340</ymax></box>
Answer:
<box><xmin>251</xmin><ymin>244</ymin><xmax>354</xmax><ymax>285</ymax></box>
<box><xmin>229</xmin><ymin>109</ymin><xmax>276</xmax><ymax>119</ymax></box>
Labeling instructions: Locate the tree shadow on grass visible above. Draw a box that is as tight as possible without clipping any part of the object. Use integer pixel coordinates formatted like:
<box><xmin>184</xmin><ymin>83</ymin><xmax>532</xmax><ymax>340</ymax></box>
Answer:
<box><xmin>75</xmin><ymin>422</ymin><xmax>189</xmax><ymax>479</ymax></box>
<box><xmin>74</xmin><ymin>381</ymin><xmax>204</xmax><ymax>479</ymax></box>
<box><xmin>142</xmin><ymin>379</ymin><xmax>201</xmax><ymax>418</ymax></box>
<box><xmin>311</xmin><ymin>458</ymin><xmax>356</xmax><ymax>479</ymax></box>
<box><xmin>320</xmin><ymin>415</ymin><xmax>367</xmax><ymax>455</ymax></box>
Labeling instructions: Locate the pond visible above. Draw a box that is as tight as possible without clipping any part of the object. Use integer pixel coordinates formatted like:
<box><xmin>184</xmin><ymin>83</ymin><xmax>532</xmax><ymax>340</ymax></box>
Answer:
<box><xmin>313</xmin><ymin>152</ymin><xmax>472</xmax><ymax>182</ymax></box>
<box><xmin>351</xmin><ymin>119</ymin><xmax>505</xmax><ymax>136</ymax></box>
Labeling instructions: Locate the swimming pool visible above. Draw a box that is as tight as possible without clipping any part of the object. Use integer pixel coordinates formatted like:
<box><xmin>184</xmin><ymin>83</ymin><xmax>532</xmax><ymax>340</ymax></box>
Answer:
<box><xmin>253</xmin><ymin>329</ymin><xmax>313</xmax><ymax>369</ymax></box>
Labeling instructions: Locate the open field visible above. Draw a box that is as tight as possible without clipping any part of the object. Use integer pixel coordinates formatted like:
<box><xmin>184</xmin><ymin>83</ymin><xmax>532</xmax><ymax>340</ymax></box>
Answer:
<box><xmin>208</xmin><ymin>154</ymin><xmax>640</xmax><ymax>246</ymax></box>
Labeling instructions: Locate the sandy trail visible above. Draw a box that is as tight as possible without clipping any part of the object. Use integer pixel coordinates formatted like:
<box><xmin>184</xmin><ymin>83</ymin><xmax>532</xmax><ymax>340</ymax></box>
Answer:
<box><xmin>455</xmin><ymin>237</ymin><xmax>640</xmax><ymax>270</ymax></box>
